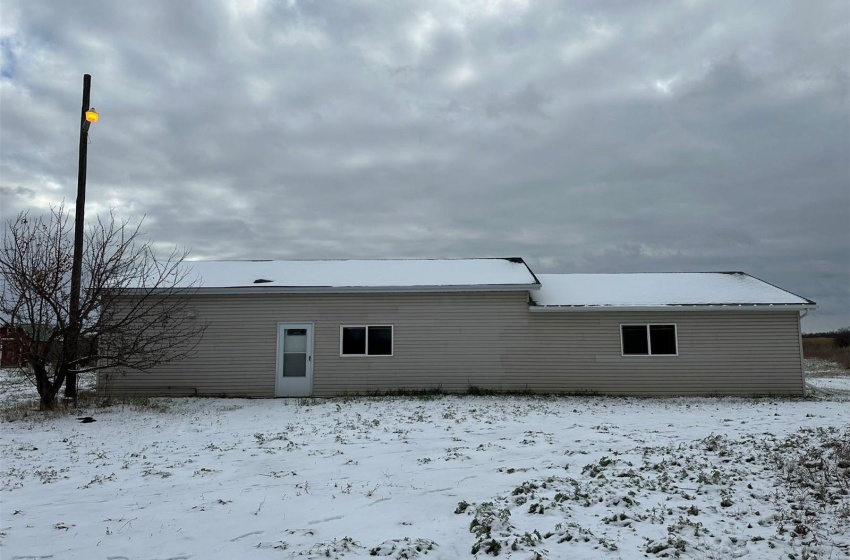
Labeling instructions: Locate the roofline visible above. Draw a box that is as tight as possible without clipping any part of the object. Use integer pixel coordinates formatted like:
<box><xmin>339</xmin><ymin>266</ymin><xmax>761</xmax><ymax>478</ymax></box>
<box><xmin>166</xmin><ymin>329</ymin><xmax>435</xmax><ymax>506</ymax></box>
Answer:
<box><xmin>512</xmin><ymin>256</ymin><xmax>542</xmax><ymax>285</ymax></box>
<box><xmin>122</xmin><ymin>283</ymin><xmax>541</xmax><ymax>296</ymax></box>
<box><xmin>189</xmin><ymin>256</ymin><xmax>532</xmax><ymax>263</ymax></box>
<box><xmin>529</xmin><ymin>303</ymin><xmax>817</xmax><ymax>313</ymax></box>
<box><xmin>734</xmin><ymin>272</ymin><xmax>818</xmax><ymax>306</ymax></box>
<box><xmin>536</xmin><ymin>271</ymin><xmax>751</xmax><ymax>275</ymax></box>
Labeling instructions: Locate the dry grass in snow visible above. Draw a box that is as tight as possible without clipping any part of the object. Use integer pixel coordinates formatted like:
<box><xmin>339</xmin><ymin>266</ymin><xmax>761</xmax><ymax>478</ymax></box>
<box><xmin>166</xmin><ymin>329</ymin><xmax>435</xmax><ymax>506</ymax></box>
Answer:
<box><xmin>0</xmin><ymin>361</ymin><xmax>848</xmax><ymax>559</ymax></box>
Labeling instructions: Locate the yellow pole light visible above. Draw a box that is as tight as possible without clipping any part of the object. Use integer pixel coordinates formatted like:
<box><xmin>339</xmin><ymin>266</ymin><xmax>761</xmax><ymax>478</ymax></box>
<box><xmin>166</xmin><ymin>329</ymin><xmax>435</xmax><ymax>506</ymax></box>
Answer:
<box><xmin>85</xmin><ymin>108</ymin><xmax>99</xmax><ymax>124</ymax></box>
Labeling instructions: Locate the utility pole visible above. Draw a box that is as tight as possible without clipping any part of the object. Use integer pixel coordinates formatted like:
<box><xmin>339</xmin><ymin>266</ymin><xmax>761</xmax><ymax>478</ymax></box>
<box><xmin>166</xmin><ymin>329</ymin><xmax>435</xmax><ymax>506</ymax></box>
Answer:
<box><xmin>66</xmin><ymin>74</ymin><xmax>97</xmax><ymax>399</ymax></box>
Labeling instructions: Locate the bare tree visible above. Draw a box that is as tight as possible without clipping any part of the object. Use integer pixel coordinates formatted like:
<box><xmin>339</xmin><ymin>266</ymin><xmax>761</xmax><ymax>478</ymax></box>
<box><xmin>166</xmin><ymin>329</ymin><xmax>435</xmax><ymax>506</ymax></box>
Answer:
<box><xmin>0</xmin><ymin>205</ymin><xmax>206</xmax><ymax>409</ymax></box>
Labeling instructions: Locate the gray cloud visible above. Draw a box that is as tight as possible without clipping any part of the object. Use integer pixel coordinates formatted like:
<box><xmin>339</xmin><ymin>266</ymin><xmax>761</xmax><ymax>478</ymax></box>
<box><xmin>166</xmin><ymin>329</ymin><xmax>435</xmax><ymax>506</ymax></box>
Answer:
<box><xmin>1</xmin><ymin>0</ymin><xmax>847</xmax><ymax>331</ymax></box>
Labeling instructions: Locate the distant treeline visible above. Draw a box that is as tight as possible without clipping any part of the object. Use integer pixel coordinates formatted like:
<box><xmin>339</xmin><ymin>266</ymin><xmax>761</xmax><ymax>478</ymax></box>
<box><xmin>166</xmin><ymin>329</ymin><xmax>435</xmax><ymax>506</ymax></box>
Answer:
<box><xmin>803</xmin><ymin>327</ymin><xmax>850</xmax><ymax>348</ymax></box>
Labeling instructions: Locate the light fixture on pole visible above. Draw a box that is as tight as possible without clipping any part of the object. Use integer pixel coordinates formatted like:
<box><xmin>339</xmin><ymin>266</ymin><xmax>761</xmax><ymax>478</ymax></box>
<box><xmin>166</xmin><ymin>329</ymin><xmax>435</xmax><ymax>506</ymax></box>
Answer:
<box><xmin>85</xmin><ymin>108</ymin><xmax>99</xmax><ymax>128</ymax></box>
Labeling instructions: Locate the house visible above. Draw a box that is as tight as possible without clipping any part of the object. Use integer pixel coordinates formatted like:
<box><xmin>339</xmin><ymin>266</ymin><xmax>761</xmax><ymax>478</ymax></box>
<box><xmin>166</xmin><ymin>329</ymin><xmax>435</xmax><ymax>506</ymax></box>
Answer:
<box><xmin>100</xmin><ymin>257</ymin><xmax>816</xmax><ymax>397</ymax></box>
<box><xmin>0</xmin><ymin>324</ymin><xmax>53</xmax><ymax>368</ymax></box>
<box><xmin>0</xmin><ymin>324</ymin><xmax>25</xmax><ymax>367</ymax></box>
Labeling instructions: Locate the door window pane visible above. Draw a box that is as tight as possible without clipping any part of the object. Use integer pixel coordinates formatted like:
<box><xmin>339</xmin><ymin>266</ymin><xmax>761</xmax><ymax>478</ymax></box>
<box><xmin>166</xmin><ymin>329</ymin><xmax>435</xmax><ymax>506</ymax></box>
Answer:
<box><xmin>282</xmin><ymin>353</ymin><xmax>307</xmax><ymax>377</ymax></box>
<box><xmin>342</xmin><ymin>327</ymin><xmax>366</xmax><ymax>355</ymax></box>
<box><xmin>284</xmin><ymin>329</ymin><xmax>307</xmax><ymax>352</ymax></box>
<box><xmin>367</xmin><ymin>326</ymin><xmax>392</xmax><ymax>355</ymax></box>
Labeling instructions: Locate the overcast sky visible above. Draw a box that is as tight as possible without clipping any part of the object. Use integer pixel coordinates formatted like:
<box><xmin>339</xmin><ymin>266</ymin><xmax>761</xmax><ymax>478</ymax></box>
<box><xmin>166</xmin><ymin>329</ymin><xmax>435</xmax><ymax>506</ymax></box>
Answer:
<box><xmin>1</xmin><ymin>0</ymin><xmax>847</xmax><ymax>331</ymax></box>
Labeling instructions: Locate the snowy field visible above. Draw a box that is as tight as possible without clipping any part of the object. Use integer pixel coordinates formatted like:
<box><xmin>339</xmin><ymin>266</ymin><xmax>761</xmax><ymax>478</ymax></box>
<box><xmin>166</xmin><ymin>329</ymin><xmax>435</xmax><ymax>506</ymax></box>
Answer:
<box><xmin>1</xmin><ymin>362</ymin><xmax>848</xmax><ymax>559</ymax></box>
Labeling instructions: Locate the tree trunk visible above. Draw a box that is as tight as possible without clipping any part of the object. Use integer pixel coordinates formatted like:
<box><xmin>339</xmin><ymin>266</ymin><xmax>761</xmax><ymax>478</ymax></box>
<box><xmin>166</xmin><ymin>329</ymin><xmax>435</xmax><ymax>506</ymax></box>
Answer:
<box><xmin>32</xmin><ymin>361</ymin><xmax>61</xmax><ymax>410</ymax></box>
<box><xmin>65</xmin><ymin>371</ymin><xmax>77</xmax><ymax>399</ymax></box>
<box><xmin>40</xmin><ymin>386</ymin><xmax>58</xmax><ymax>410</ymax></box>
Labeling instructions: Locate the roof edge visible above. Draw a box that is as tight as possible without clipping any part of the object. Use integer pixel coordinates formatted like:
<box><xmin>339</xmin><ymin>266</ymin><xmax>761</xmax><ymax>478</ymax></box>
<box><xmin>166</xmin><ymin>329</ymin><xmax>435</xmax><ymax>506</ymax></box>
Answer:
<box><xmin>734</xmin><ymin>272</ymin><xmax>818</xmax><ymax>306</ymax></box>
<box><xmin>122</xmin><ymin>283</ymin><xmax>541</xmax><ymax>296</ymax></box>
<box><xmin>529</xmin><ymin>303</ymin><xmax>817</xmax><ymax>313</ymax></box>
<box><xmin>514</xmin><ymin>256</ymin><xmax>542</xmax><ymax>286</ymax></box>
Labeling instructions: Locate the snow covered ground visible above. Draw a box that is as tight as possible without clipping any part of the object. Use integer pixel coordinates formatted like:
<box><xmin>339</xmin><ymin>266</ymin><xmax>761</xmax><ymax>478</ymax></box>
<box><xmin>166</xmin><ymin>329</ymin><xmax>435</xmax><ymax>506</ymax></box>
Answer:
<box><xmin>805</xmin><ymin>358</ymin><xmax>850</xmax><ymax>394</ymax></box>
<box><xmin>1</xmin><ymin>362</ymin><xmax>848</xmax><ymax>559</ymax></box>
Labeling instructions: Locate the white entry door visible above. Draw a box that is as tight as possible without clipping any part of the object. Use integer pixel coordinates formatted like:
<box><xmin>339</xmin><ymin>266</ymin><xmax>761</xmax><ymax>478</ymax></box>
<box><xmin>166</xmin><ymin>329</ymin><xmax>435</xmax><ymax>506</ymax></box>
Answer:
<box><xmin>275</xmin><ymin>323</ymin><xmax>314</xmax><ymax>397</ymax></box>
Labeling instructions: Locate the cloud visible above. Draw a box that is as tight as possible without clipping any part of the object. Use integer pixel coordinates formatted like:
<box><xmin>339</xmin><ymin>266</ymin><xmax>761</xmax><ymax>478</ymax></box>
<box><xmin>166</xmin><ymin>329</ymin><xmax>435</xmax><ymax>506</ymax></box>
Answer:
<box><xmin>0</xmin><ymin>0</ymin><xmax>847</xmax><ymax>331</ymax></box>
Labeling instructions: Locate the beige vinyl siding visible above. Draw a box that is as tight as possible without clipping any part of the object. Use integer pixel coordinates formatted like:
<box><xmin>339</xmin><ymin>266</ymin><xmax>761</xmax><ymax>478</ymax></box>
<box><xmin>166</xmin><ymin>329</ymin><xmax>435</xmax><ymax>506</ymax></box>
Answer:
<box><xmin>100</xmin><ymin>292</ymin><xmax>805</xmax><ymax>397</ymax></box>
<box><xmin>518</xmin><ymin>311</ymin><xmax>804</xmax><ymax>395</ymax></box>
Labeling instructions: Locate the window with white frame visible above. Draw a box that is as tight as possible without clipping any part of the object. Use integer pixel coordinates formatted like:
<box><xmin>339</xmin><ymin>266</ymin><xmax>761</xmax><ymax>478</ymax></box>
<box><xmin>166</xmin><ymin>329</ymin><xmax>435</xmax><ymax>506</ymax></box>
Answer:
<box><xmin>621</xmin><ymin>324</ymin><xmax>677</xmax><ymax>356</ymax></box>
<box><xmin>340</xmin><ymin>325</ymin><xmax>393</xmax><ymax>356</ymax></box>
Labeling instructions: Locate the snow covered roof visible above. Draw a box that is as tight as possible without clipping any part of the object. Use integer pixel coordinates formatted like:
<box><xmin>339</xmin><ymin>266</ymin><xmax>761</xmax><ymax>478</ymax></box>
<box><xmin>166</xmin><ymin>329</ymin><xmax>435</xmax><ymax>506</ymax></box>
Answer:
<box><xmin>532</xmin><ymin>273</ymin><xmax>815</xmax><ymax>311</ymax></box>
<box><xmin>181</xmin><ymin>258</ymin><xmax>539</xmax><ymax>293</ymax></box>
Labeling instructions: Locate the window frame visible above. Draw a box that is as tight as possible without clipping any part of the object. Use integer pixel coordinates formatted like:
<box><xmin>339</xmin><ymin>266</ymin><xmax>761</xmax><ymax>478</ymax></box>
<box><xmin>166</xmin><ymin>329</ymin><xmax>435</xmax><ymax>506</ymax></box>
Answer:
<box><xmin>620</xmin><ymin>323</ymin><xmax>678</xmax><ymax>357</ymax></box>
<box><xmin>339</xmin><ymin>325</ymin><xmax>394</xmax><ymax>357</ymax></box>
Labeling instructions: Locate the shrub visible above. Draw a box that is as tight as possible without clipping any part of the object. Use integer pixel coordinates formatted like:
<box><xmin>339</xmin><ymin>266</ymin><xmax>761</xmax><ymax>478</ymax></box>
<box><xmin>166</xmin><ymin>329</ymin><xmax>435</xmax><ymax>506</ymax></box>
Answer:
<box><xmin>836</xmin><ymin>327</ymin><xmax>850</xmax><ymax>348</ymax></box>
<box><xmin>802</xmin><ymin>334</ymin><xmax>850</xmax><ymax>369</ymax></box>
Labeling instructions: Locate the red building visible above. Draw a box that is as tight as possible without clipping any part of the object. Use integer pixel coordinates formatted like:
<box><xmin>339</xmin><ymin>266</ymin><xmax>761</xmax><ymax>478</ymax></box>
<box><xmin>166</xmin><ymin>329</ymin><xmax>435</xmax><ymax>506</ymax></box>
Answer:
<box><xmin>0</xmin><ymin>325</ymin><xmax>26</xmax><ymax>367</ymax></box>
<box><xmin>0</xmin><ymin>325</ymin><xmax>52</xmax><ymax>368</ymax></box>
